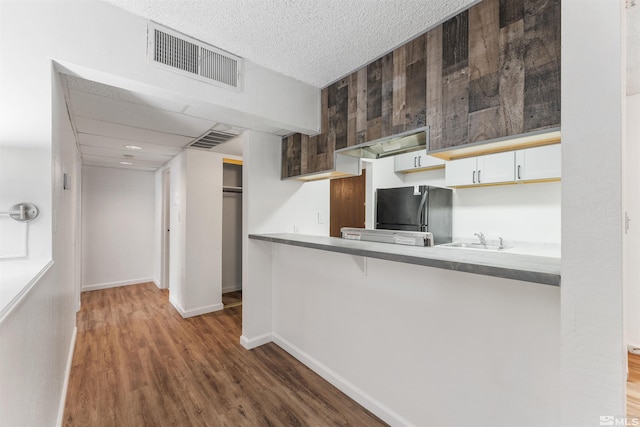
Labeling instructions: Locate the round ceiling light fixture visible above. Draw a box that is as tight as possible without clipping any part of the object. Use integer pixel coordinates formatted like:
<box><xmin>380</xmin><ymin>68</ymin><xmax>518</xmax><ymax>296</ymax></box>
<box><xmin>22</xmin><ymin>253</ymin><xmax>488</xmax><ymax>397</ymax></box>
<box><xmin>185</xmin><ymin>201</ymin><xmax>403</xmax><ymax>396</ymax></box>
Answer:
<box><xmin>120</xmin><ymin>161</ymin><xmax>133</xmax><ymax>165</ymax></box>
<box><xmin>125</xmin><ymin>145</ymin><xmax>143</xmax><ymax>150</ymax></box>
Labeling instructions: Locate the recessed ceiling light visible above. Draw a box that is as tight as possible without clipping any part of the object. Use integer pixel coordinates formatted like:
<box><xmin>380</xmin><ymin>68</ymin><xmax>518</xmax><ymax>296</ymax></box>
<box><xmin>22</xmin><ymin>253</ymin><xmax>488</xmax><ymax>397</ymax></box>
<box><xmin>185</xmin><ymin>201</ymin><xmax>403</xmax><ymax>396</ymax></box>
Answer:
<box><xmin>125</xmin><ymin>145</ymin><xmax>142</xmax><ymax>150</ymax></box>
<box><xmin>120</xmin><ymin>161</ymin><xmax>133</xmax><ymax>165</ymax></box>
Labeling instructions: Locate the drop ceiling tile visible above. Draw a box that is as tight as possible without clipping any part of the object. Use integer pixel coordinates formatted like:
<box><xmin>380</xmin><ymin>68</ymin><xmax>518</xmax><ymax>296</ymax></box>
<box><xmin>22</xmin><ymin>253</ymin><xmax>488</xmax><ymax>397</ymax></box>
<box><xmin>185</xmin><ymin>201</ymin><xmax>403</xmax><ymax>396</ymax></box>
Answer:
<box><xmin>74</xmin><ymin>116</ymin><xmax>195</xmax><ymax>147</ymax></box>
<box><xmin>82</xmin><ymin>154</ymin><xmax>164</xmax><ymax>170</ymax></box>
<box><xmin>80</xmin><ymin>145</ymin><xmax>173</xmax><ymax>163</ymax></box>
<box><xmin>77</xmin><ymin>133</ymin><xmax>183</xmax><ymax>156</ymax></box>
<box><xmin>83</xmin><ymin>160</ymin><xmax>158</xmax><ymax>172</ymax></box>
<box><xmin>69</xmin><ymin>89</ymin><xmax>214</xmax><ymax>137</ymax></box>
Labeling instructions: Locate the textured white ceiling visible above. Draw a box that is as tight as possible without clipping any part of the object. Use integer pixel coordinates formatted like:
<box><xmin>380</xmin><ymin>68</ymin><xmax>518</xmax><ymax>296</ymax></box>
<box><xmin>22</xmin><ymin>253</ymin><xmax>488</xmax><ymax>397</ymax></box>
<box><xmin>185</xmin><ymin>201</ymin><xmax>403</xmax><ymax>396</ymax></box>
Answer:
<box><xmin>103</xmin><ymin>0</ymin><xmax>477</xmax><ymax>88</ymax></box>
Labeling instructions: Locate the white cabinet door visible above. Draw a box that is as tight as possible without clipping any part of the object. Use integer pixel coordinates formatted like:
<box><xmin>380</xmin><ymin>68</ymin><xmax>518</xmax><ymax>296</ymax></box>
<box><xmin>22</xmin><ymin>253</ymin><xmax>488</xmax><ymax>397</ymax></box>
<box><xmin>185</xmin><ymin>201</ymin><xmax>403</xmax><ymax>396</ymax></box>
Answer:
<box><xmin>394</xmin><ymin>150</ymin><xmax>445</xmax><ymax>173</ymax></box>
<box><xmin>394</xmin><ymin>151</ymin><xmax>419</xmax><ymax>172</ymax></box>
<box><xmin>515</xmin><ymin>144</ymin><xmax>561</xmax><ymax>182</ymax></box>
<box><xmin>477</xmin><ymin>151</ymin><xmax>515</xmax><ymax>185</ymax></box>
<box><xmin>444</xmin><ymin>157</ymin><xmax>477</xmax><ymax>186</ymax></box>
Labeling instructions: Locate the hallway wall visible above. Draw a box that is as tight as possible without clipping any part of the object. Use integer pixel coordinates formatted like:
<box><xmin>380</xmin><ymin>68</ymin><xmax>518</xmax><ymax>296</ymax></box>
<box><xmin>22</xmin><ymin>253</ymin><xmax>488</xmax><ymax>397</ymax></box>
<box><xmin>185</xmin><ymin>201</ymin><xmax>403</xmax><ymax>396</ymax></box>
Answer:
<box><xmin>82</xmin><ymin>166</ymin><xmax>155</xmax><ymax>291</ymax></box>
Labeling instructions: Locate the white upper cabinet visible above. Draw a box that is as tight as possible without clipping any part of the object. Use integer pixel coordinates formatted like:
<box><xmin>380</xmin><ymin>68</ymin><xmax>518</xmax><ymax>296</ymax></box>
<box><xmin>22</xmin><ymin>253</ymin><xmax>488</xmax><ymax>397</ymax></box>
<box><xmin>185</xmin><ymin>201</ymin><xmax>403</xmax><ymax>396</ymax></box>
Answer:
<box><xmin>445</xmin><ymin>152</ymin><xmax>514</xmax><ymax>187</ymax></box>
<box><xmin>444</xmin><ymin>157</ymin><xmax>477</xmax><ymax>186</ymax></box>
<box><xmin>394</xmin><ymin>150</ymin><xmax>445</xmax><ymax>173</ymax></box>
<box><xmin>515</xmin><ymin>144</ymin><xmax>561</xmax><ymax>182</ymax></box>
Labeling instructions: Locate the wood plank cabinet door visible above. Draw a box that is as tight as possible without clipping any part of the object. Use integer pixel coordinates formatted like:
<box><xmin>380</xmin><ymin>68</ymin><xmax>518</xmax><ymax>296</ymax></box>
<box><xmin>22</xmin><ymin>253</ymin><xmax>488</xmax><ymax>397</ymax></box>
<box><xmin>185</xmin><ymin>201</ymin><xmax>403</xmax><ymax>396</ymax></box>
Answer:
<box><xmin>431</xmin><ymin>0</ymin><xmax>560</xmax><ymax>151</ymax></box>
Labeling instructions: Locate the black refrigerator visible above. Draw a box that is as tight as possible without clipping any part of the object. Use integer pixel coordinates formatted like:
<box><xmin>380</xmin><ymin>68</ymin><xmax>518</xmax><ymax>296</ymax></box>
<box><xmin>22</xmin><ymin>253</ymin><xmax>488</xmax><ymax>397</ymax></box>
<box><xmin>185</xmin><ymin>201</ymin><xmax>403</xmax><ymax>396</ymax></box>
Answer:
<box><xmin>376</xmin><ymin>185</ymin><xmax>452</xmax><ymax>245</ymax></box>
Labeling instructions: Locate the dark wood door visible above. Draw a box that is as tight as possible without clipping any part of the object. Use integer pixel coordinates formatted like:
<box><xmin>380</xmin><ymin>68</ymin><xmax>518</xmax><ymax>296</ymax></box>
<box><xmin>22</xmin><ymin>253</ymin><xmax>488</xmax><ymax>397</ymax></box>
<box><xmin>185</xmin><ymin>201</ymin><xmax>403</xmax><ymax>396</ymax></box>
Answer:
<box><xmin>330</xmin><ymin>170</ymin><xmax>366</xmax><ymax>237</ymax></box>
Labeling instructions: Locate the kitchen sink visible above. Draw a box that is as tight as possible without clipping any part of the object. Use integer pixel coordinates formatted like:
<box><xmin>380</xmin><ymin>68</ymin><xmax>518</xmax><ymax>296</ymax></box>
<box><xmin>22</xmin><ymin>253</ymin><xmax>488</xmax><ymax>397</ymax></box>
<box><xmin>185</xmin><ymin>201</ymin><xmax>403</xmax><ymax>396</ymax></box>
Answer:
<box><xmin>438</xmin><ymin>242</ymin><xmax>510</xmax><ymax>251</ymax></box>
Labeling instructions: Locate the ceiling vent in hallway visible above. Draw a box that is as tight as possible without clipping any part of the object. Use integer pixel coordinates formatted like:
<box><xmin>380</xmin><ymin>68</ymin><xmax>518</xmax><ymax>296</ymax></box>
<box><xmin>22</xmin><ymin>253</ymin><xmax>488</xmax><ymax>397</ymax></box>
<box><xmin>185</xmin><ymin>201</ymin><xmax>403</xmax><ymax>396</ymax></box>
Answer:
<box><xmin>189</xmin><ymin>129</ymin><xmax>240</xmax><ymax>150</ymax></box>
<box><xmin>148</xmin><ymin>22</ymin><xmax>242</xmax><ymax>91</ymax></box>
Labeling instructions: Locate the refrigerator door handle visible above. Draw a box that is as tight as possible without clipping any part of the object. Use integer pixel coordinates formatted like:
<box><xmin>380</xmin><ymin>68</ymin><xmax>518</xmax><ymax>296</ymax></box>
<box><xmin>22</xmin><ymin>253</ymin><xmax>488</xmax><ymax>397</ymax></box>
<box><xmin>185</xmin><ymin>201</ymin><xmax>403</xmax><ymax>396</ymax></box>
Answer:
<box><xmin>417</xmin><ymin>189</ymin><xmax>428</xmax><ymax>225</ymax></box>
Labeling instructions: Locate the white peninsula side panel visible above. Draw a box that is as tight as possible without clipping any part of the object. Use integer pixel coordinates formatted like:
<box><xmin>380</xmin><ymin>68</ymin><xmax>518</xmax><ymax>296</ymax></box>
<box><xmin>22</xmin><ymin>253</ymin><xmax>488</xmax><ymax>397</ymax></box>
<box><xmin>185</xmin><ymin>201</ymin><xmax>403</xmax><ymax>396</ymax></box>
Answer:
<box><xmin>270</xmin><ymin>243</ymin><xmax>560</xmax><ymax>427</ymax></box>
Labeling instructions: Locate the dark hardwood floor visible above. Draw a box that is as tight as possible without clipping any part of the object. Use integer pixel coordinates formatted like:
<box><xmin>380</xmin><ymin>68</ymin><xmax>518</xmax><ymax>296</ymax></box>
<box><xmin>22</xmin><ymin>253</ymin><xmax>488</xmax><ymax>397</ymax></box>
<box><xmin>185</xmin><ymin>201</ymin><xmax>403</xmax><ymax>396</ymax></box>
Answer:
<box><xmin>63</xmin><ymin>283</ymin><xmax>386</xmax><ymax>426</ymax></box>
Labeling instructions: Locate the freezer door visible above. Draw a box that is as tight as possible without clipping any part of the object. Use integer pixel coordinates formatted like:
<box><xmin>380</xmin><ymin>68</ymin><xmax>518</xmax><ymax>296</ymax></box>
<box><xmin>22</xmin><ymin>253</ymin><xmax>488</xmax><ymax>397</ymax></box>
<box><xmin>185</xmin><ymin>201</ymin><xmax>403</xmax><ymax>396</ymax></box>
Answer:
<box><xmin>426</xmin><ymin>187</ymin><xmax>453</xmax><ymax>244</ymax></box>
<box><xmin>376</xmin><ymin>186</ymin><xmax>426</xmax><ymax>230</ymax></box>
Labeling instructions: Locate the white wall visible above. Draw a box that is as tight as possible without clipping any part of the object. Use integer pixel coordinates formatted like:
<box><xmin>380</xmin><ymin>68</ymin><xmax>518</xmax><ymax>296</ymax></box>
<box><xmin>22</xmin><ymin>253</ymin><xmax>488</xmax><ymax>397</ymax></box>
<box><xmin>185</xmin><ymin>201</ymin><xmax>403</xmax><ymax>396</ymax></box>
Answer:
<box><xmin>153</xmin><ymin>169</ymin><xmax>164</xmax><ymax>287</ymax></box>
<box><xmin>0</xmin><ymin>146</ymin><xmax>51</xmax><ymax>260</ymax></box>
<box><xmin>183</xmin><ymin>149</ymin><xmax>223</xmax><ymax>313</ymax></box>
<box><xmin>625</xmin><ymin>94</ymin><xmax>640</xmax><ymax>348</ymax></box>
<box><xmin>168</xmin><ymin>152</ymin><xmax>187</xmax><ymax>308</ymax></box>
<box><xmin>561</xmin><ymin>1</ymin><xmax>626</xmax><ymax>424</ymax></box>
<box><xmin>271</xmin><ymin>243</ymin><xmax>560</xmax><ymax>426</ymax></box>
<box><xmin>452</xmin><ymin>183</ymin><xmax>561</xmax><ymax>243</ymax></box>
<box><xmin>0</xmin><ymin>70</ymin><xmax>81</xmax><ymax>427</ymax></box>
<box><xmin>162</xmin><ymin>149</ymin><xmax>232</xmax><ymax>317</ymax></box>
<box><xmin>242</xmin><ymin>131</ymin><xmax>329</xmax><ymax>348</ymax></box>
<box><xmin>81</xmin><ymin>166</ymin><xmax>155</xmax><ymax>291</ymax></box>
<box><xmin>365</xmin><ymin>156</ymin><xmax>562</xmax><ymax>244</ymax></box>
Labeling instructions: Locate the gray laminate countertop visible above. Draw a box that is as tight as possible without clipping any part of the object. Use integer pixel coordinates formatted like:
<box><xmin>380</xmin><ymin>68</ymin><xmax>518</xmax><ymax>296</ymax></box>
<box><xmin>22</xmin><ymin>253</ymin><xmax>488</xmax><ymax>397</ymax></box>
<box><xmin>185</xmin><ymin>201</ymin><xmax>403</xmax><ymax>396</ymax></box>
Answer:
<box><xmin>249</xmin><ymin>233</ymin><xmax>561</xmax><ymax>286</ymax></box>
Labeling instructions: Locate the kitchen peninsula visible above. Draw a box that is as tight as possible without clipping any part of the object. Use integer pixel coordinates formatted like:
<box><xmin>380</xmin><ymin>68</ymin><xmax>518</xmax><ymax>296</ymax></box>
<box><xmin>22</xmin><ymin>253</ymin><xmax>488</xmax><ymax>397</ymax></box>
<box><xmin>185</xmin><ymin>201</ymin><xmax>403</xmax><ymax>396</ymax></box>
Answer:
<box><xmin>244</xmin><ymin>221</ymin><xmax>561</xmax><ymax>426</ymax></box>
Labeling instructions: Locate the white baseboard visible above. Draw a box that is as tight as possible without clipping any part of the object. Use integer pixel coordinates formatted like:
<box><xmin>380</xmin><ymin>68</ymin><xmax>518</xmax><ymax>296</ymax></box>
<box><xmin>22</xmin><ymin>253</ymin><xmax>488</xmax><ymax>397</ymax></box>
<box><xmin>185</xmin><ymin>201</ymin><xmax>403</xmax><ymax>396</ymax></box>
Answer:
<box><xmin>272</xmin><ymin>333</ymin><xmax>413</xmax><ymax>427</ymax></box>
<box><xmin>169</xmin><ymin>296</ymin><xmax>223</xmax><ymax>318</ymax></box>
<box><xmin>222</xmin><ymin>283</ymin><xmax>242</xmax><ymax>293</ymax></box>
<box><xmin>152</xmin><ymin>278</ymin><xmax>162</xmax><ymax>289</ymax></box>
<box><xmin>240</xmin><ymin>333</ymin><xmax>272</xmax><ymax>350</ymax></box>
<box><xmin>56</xmin><ymin>326</ymin><xmax>77</xmax><ymax>427</ymax></box>
<box><xmin>82</xmin><ymin>277</ymin><xmax>154</xmax><ymax>292</ymax></box>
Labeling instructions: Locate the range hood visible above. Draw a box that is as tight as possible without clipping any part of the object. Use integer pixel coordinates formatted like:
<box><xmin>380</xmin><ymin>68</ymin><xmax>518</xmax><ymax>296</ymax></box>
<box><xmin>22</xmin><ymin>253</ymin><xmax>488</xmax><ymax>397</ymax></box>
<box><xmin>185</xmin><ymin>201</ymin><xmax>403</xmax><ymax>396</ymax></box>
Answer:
<box><xmin>335</xmin><ymin>126</ymin><xmax>428</xmax><ymax>159</ymax></box>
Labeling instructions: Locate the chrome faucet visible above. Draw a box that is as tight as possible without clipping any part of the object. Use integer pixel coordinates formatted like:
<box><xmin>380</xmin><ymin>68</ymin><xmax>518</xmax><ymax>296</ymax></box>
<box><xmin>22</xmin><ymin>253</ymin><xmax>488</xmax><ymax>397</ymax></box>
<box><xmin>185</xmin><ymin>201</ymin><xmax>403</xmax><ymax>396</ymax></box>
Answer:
<box><xmin>474</xmin><ymin>232</ymin><xmax>487</xmax><ymax>248</ymax></box>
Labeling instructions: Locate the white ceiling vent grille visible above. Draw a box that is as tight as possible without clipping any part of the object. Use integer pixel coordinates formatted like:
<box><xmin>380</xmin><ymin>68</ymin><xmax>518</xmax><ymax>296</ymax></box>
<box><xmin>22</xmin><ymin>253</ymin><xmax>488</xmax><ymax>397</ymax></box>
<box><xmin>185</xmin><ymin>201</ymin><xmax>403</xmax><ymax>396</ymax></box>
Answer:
<box><xmin>189</xmin><ymin>130</ymin><xmax>239</xmax><ymax>150</ymax></box>
<box><xmin>148</xmin><ymin>22</ymin><xmax>242</xmax><ymax>91</ymax></box>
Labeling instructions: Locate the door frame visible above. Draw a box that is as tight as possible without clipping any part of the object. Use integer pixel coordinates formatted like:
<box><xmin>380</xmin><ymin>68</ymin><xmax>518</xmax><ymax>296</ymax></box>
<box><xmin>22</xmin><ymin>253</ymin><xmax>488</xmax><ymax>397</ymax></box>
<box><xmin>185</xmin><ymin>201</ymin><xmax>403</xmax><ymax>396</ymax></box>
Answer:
<box><xmin>161</xmin><ymin>168</ymin><xmax>171</xmax><ymax>289</ymax></box>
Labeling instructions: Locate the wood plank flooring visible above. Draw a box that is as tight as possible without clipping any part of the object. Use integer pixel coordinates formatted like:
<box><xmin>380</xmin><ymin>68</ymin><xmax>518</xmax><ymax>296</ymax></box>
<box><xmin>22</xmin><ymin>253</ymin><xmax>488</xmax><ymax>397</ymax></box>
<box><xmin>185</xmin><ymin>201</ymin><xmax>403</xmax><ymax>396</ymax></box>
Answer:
<box><xmin>629</xmin><ymin>351</ymin><xmax>640</xmax><ymax>418</ymax></box>
<box><xmin>63</xmin><ymin>283</ymin><xmax>386</xmax><ymax>426</ymax></box>
<box><xmin>222</xmin><ymin>291</ymin><xmax>242</xmax><ymax>309</ymax></box>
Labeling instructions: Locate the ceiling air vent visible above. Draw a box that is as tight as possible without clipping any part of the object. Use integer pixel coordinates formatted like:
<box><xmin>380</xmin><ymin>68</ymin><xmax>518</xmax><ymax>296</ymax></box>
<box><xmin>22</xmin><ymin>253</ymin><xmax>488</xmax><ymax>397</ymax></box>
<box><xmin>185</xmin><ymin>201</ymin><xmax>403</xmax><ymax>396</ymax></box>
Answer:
<box><xmin>148</xmin><ymin>22</ymin><xmax>242</xmax><ymax>91</ymax></box>
<box><xmin>189</xmin><ymin>129</ymin><xmax>239</xmax><ymax>150</ymax></box>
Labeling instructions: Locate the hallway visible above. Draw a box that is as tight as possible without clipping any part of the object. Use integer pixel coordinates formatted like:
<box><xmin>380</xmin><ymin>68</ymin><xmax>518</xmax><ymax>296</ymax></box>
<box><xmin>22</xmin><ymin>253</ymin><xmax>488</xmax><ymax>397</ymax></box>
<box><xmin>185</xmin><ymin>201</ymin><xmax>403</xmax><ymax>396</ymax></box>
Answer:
<box><xmin>63</xmin><ymin>283</ymin><xmax>385</xmax><ymax>426</ymax></box>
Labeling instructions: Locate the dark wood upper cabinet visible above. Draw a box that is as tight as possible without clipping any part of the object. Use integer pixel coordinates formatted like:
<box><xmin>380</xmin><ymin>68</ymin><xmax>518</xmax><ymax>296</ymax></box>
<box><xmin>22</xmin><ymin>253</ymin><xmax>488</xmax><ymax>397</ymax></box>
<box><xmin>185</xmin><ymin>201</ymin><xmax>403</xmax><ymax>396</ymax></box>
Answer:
<box><xmin>282</xmin><ymin>0</ymin><xmax>560</xmax><ymax>179</ymax></box>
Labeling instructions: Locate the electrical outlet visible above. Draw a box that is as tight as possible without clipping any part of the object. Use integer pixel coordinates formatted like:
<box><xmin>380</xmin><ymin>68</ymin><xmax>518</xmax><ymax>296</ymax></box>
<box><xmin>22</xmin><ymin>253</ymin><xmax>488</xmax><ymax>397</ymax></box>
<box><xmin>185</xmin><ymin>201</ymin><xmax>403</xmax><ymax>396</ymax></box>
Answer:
<box><xmin>317</xmin><ymin>211</ymin><xmax>325</xmax><ymax>224</ymax></box>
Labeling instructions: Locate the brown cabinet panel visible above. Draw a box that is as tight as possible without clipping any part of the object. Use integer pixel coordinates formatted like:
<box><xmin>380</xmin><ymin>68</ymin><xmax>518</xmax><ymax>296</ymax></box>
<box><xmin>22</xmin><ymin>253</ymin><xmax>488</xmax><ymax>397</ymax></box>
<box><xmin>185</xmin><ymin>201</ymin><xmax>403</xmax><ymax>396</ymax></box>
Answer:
<box><xmin>282</xmin><ymin>0</ymin><xmax>561</xmax><ymax>178</ymax></box>
<box><xmin>497</xmin><ymin>19</ymin><xmax>526</xmax><ymax>138</ymax></box>
<box><xmin>282</xmin><ymin>134</ymin><xmax>302</xmax><ymax>178</ymax></box>
<box><xmin>426</xmin><ymin>25</ymin><xmax>443</xmax><ymax>151</ymax></box>
<box><xmin>442</xmin><ymin>10</ymin><xmax>469</xmax><ymax>72</ymax></box>
<box><xmin>523</xmin><ymin>0</ymin><xmax>560</xmax><ymax>132</ymax></box>
<box><xmin>381</xmin><ymin>53</ymin><xmax>394</xmax><ymax>138</ymax></box>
